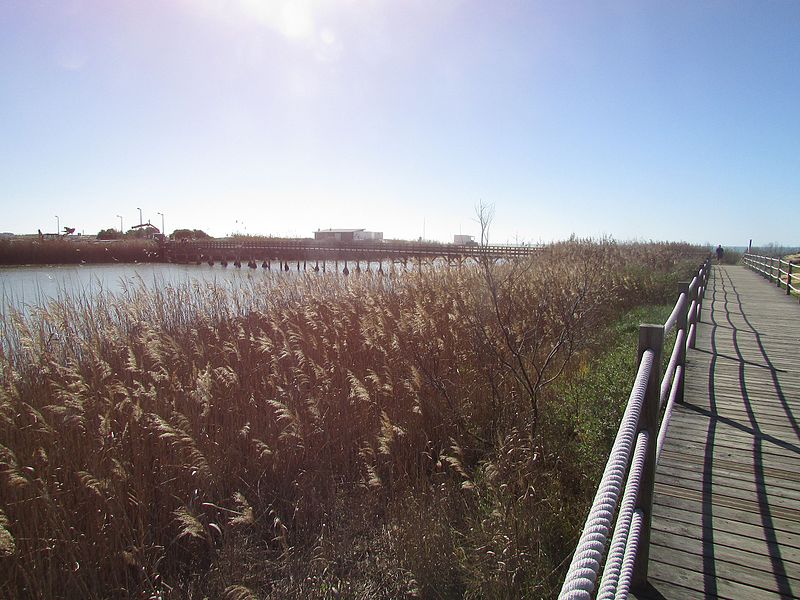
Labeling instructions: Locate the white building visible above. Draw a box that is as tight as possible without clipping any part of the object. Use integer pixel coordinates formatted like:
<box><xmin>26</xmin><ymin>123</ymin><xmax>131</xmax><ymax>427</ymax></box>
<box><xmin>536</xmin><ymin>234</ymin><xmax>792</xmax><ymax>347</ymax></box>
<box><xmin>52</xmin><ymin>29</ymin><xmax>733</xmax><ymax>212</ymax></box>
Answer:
<box><xmin>315</xmin><ymin>228</ymin><xmax>383</xmax><ymax>242</ymax></box>
<box><xmin>453</xmin><ymin>234</ymin><xmax>475</xmax><ymax>245</ymax></box>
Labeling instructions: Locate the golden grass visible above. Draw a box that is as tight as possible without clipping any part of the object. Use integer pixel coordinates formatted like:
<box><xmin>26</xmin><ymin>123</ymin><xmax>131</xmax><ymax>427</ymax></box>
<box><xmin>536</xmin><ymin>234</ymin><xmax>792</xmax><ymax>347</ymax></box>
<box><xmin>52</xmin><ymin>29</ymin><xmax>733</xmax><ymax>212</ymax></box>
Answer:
<box><xmin>0</xmin><ymin>240</ymin><xmax>701</xmax><ymax>599</ymax></box>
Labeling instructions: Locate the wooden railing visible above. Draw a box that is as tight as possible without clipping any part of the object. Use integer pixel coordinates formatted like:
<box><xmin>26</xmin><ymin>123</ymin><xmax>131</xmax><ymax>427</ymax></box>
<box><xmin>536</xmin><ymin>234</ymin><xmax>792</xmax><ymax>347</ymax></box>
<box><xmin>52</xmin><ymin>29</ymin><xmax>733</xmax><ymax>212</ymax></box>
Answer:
<box><xmin>558</xmin><ymin>258</ymin><xmax>712</xmax><ymax>599</ymax></box>
<box><xmin>162</xmin><ymin>238</ymin><xmax>541</xmax><ymax>262</ymax></box>
<box><xmin>742</xmin><ymin>253</ymin><xmax>799</xmax><ymax>301</ymax></box>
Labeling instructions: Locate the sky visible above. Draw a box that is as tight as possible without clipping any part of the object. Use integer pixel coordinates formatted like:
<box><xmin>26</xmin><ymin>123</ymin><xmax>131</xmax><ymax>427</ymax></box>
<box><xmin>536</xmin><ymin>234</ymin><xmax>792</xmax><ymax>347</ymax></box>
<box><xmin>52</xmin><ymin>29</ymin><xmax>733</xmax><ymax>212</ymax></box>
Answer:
<box><xmin>1</xmin><ymin>1</ymin><xmax>798</xmax><ymax>246</ymax></box>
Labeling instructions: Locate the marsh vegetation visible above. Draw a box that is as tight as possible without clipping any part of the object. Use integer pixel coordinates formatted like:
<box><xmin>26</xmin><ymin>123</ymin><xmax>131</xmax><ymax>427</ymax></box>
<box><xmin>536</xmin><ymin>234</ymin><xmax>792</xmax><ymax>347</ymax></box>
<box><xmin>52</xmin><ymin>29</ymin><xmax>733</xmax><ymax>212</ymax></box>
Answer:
<box><xmin>0</xmin><ymin>241</ymin><xmax>700</xmax><ymax>599</ymax></box>
<box><xmin>0</xmin><ymin>238</ymin><xmax>161</xmax><ymax>266</ymax></box>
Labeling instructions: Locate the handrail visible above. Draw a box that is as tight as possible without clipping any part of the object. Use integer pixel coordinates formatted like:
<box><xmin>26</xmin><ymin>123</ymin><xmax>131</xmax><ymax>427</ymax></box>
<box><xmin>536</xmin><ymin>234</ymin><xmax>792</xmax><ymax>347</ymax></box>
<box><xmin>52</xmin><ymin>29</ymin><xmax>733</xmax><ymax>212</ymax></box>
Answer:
<box><xmin>164</xmin><ymin>238</ymin><xmax>542</xmax><ymax>260</ymax></box>
<box><xmin>742</xmin><ymin>253</ymin><xmax>800</xmax><ymax>301</ymax></box>
<box><xmin>559</xmin><ymin>257</ymin><xmax>711</xmax><ymax>599</ymax></box>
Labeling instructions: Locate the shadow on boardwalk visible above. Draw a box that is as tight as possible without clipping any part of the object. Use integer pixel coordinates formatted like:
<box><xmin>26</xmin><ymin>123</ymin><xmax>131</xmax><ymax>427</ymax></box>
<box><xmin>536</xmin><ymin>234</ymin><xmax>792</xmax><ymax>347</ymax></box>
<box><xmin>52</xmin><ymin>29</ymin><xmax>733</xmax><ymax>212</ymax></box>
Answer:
<box><xmin>634</xmin><ymin>265</ymin><xmax>800</xmax><ymax>600</ymax></box>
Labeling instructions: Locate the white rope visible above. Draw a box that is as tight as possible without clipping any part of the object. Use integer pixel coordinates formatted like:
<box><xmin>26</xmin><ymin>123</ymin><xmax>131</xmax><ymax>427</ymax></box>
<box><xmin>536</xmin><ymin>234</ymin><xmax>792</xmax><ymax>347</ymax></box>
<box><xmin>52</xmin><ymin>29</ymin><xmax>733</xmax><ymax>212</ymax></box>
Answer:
<box><xmin>558</xmin><ymin>351</ymin><xmax>654</xmax><ymax>600</ymax></box>
<box><xmin>657</xmin><ymin>365</ymin><xmax>682</xmax><ymax>463</ymax></box>
<box><xmin>596</xmin><ymin>430</ymin><xmax>650</xmax><ymax>600</ymax></box>
<box><xmin>615</xmin><ymin>509</ymin><xmax>644</xmax><ymax>600</ymax></box>
<box><xmin>662</xmin><ymin>293</ymin><xmax>686</xmax><ymax>337</ymax></box>
<box><xmin>658</xmin><ymin>329</ymin><xmax>686</xmax><ymax>411</ymax></box>
<box><xmin>688</xmin><ymin>276</ymin><xmax>698</xmax><ymax>296</ymax></box>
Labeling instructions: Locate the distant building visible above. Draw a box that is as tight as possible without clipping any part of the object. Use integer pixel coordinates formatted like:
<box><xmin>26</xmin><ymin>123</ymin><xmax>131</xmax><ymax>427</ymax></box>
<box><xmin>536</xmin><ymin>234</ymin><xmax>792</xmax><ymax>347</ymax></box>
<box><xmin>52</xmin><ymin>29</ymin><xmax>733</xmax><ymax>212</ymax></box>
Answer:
<box><xmin>454</xmin><ymin>234</ymin><xmax>475</xmax><ymax>245</ymax></box>
<box><xmin>314</xmin><ymin>228</ymin><xmax>383</xmax><ymax>242</ymax></box>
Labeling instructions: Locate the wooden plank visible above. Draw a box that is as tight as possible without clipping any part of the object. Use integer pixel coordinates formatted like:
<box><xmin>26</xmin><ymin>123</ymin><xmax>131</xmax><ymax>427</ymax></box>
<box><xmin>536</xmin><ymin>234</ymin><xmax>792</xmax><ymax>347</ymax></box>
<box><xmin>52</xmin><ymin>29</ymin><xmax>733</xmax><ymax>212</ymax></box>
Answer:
<box><xmin>662</xmin><ymin>423</ymin><xmax>800</xmax><ymax>455</ymax></box>
<box><xmin>661</xmin><ymin>427</ymin><xmax>800</xmax><ymax>461</ymax></box>
<box><xmin>646</xmin><ymin>541</ymin><xmax>799</xmax><ymax>597</ymax></box>
<box><xmin>634</xmin><ymin>560</ymin><xmax>790</xmax><ymax>600</ymax></box>
<box><xmin>653</xmin><ymin>480</ymin><xmax>800</xmax><ymax>522</ymax></box>
<box><xmin>641</xmin><ymin>265</ymin><xmax>800</xmax><ymax>598</ymax></box>
<box><xmin>655</xmin><ymin>437</ymin><xmax>800</xmax><ymax>470</ymax></box>
<box><xmin>655</xmin><ymin>462</ymin><xmax>800</xmax><ymax>499</ymax></box>
<box><xmin>651</xmin><ymin>488</ymin><xmax>799</xmax><ymax>535</ymax></box>
<box><xmin>653</xmin><ymin>472</ymin><xmax>800</xmax><ymax>511</ymax></box>
<box><xmin>656</xmin><ymin>455</ymin><xmax>800</xmax><ymax>493</ymax></box>
<box><xmin>649</xmin><ymin>528</ymin><xmax>800</xmax><ymax>578</ymax></box>
<box><xmin>650</xmin><ymin>513</ymin><xmax>800</xmax><ymax>564</ymax></box>
<box><xmin>650</xmin><ymin>503</ymin><xmax>800</xmax><ymax>550</ymax></box>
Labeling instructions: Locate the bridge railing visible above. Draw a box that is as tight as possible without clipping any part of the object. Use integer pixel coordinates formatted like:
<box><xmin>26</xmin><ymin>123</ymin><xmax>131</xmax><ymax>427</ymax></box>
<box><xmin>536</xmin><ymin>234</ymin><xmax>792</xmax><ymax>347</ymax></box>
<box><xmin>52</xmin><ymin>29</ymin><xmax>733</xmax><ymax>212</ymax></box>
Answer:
<box><xmin>164</xmin><ymin>239</ymin><xmax>541</xmax><ymax>260</ymax></box>
<box><xmin>742</xmin><ymin>253</ymin><xmax>799</xmax><ymax>301</ymax></box>
<box><xmin>558</xmin><ymin>258</ymin><xmax>712</xmax><ymax>600</ymax></box>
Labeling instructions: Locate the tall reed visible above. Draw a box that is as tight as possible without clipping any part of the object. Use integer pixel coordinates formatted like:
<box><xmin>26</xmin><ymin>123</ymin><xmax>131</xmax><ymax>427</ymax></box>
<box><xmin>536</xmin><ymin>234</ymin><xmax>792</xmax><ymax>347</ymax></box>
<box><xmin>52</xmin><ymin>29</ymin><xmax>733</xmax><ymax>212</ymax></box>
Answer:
<box><xmin>0</xmin><ymin>241</ymin><xmax>701</xmax><ymax>598</ymax></box>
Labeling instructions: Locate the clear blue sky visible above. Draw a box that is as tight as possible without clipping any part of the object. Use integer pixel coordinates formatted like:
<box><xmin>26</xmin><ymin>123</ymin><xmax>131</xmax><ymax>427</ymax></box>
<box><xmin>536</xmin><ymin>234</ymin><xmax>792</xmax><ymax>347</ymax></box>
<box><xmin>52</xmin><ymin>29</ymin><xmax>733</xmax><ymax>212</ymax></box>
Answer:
<box><xmin>1</xmin><ymin>1</ymin><xmax>798</xmax><ymax>245</ymax></box>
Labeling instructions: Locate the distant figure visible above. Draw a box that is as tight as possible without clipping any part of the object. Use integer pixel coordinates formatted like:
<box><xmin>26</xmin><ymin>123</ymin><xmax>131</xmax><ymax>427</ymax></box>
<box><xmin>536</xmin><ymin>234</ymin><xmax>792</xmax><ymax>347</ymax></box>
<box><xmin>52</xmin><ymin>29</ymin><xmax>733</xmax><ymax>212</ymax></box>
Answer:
<box><xmin>716</xmin><ymin>245</ymin><xmax>724</xmax><ymax>263</ymax></box>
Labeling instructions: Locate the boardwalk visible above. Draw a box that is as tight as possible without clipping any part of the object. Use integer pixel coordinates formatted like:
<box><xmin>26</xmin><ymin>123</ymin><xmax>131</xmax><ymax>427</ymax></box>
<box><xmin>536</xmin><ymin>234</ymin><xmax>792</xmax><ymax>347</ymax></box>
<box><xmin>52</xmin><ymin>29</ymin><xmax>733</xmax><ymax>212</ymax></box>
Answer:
<box><xmin>635</xmin><ymin>265</ymin><xmax>800</xmax><ymax>599</ymax></box>
<box><xmin>163</xmin><ymin>238</ymin><xmax>541</xmax><ymax>264</ymax></box>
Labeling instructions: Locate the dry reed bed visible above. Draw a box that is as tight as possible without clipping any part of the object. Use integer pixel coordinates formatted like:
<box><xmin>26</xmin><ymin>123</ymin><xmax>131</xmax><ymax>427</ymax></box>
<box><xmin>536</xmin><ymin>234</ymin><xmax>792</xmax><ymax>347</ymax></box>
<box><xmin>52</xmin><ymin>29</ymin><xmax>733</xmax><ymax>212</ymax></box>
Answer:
<box><xmin>0</xmin><ymin>238</ymin><xmax>160</xmax><ymax>265</ymax></box>
<box><xmin>0</xmin><ymin>241</ymin><xmax>699</xmax><ymax>599</ymax></box>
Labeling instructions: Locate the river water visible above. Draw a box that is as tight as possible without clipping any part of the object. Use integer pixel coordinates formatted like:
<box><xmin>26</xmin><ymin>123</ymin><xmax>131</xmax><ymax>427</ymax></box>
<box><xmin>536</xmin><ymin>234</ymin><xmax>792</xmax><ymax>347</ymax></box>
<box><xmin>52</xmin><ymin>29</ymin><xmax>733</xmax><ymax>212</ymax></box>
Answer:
<box><xmin>0</xmin><ymin>260</ymin><xmax>401</xmax><ymax>315</ymax></box>
<box><xmin>0</xmin><ymin>264</ymin><xmax>240</xmax><ymax>311</ymax></box>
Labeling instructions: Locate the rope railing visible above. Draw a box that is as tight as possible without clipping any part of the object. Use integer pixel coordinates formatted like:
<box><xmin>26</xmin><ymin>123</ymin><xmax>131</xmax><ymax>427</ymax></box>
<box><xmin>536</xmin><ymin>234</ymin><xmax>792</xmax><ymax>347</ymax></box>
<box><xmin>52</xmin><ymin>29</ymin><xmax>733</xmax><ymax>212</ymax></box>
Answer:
<box><xmin>662</xmin><ymin>292</ymin><xmax>686</xmax><ymax>337</ymax></box>
<box><xmin>659</xmin><ymin>328</ymin><xmax>686</xmax><ymax>410</ymax></box>
<box><xmin>558</xmin><ymin>257</ymin><xmax>711</xmax><ymax>599</ymax></box>
<box><xmin>656</xmin><ymin>365</ymin><xmax>683</xmax><ymax>462</ymax></box>
<box><xmin>742</xmin><ymin>253</ymin><xmax>800</xmax><ymax>301</ymax></box>
<box><xmin>558</xmin><ymin>352</ymin><xmax>654</xmax><ymax>599</ymax></box>
<box><xmin>616</xmin><ymin>510</ymin><xmax>644</xmax><ymax>599</ymax></box>
<box><xmin>595</xmin><ymin>431</ymin><xmax>649</xmax><ymax>600</ymax></box>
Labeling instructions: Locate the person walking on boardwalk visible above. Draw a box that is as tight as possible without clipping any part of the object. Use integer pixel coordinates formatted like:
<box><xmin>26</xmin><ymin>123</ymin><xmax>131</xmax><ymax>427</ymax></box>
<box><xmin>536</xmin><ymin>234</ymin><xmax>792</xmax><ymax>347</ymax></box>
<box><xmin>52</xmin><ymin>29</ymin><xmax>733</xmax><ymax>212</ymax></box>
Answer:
<box><xmin>716</xmin><ymin>244</ymin><xmax>724</xmax><ymax>263</ymax></box>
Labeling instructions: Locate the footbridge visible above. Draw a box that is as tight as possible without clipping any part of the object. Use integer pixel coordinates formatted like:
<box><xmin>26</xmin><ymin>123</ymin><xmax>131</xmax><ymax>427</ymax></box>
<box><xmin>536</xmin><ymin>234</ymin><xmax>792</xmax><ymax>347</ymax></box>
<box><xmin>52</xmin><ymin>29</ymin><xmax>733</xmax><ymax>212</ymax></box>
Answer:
<box><xmin>162</xmin><ymin>238</ymin><xmax>540</xmax><ymax>268</ymax></box>
<box><xmin>560</xmin><ymin>257</ymin><xmax>800</xmax><ymax>599</ymax></box>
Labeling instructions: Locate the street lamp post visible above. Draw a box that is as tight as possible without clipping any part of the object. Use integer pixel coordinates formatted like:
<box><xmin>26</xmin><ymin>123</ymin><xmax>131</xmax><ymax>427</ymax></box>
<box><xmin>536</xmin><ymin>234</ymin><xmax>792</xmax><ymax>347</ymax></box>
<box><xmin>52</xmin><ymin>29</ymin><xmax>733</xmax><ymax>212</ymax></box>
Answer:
<box><xmin>55</xmin><ymin>215</ymin><xmax>60</xmax><ymax>235</ymax></box>
<box><xmin>116</xmin><ymin>214</ymin><xmax>123</xmax><ymax>234</ymax></box>
<box><xmin>136</xmin><ymin>207</ymin><xmax>142</xmax><ymax>226</ymax></box>
<box><xmin>157</xmin><ymin>212</ymin><xmax>165</xmax><ymax>235</ymax></box>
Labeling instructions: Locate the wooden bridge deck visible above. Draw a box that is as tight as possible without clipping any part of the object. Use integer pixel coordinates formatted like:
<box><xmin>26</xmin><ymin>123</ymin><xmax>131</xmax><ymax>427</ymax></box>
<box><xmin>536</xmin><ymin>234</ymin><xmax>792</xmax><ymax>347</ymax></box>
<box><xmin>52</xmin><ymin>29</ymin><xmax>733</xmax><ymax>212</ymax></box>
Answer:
<box><xmin>634</xmin><ymin>265</ymin><xmax>800</xmax><ymax>599</ymax></box>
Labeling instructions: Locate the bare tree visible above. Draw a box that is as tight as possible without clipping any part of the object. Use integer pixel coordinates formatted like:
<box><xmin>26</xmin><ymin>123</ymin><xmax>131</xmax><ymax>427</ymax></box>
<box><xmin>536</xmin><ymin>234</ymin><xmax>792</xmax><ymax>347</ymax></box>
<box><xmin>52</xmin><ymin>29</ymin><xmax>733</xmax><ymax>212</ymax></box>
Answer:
<box><xmin>470</xmin><ymin>203</ymin><xmax>603</xmax><ymax>454</ymax></box>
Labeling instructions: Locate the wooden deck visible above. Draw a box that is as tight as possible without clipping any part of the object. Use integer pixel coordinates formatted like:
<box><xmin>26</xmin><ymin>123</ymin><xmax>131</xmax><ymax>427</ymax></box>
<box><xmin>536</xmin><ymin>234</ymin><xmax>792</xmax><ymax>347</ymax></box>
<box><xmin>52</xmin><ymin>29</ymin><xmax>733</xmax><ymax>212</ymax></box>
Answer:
<box><xmin>634</xmin><ymin>265</ymin><xmax>800</xmax><ymax>599</ymax></box>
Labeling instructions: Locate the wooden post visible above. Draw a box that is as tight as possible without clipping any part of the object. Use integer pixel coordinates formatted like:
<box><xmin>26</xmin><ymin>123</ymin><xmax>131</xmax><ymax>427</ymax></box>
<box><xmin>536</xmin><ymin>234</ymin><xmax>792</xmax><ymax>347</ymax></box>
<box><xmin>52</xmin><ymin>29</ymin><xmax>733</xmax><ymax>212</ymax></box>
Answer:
<box><xmin>696</xmin><ymin>265</ymin><xmax>705</xmax><ymax>322</ymax></box>
<box><xmin>775</xmin><ymin>258</ymin><xmax>781</xmax><ymax>287</ymax></box>
<box><xmin>788</xmin><ymin>263</ymin><xmax>793</xmax><ymax>296</ymax></box>
<box><xmin>632</xmin><ymin>324</ymin><xmax>664</xmax><ymax>590</ymax></box>
<box><xmin>697</xmin><ymin>259</ymin><xmax>711</xmax><ymax>322</ymax></box>
<box><xmin>688</xmin><ymin>277</ymin><xmax>699</xmax><ymax>350</ymax></box>
<box><xmin>676</xmin><ymin>282</ymin><xmax>690</xmax><ymax>404</ymax></box>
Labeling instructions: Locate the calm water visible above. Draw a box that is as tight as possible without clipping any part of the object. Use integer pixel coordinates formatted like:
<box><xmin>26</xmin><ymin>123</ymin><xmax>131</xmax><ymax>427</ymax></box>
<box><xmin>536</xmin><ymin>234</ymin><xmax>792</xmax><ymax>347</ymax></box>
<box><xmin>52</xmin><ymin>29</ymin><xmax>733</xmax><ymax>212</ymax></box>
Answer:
<box><xmin>0</xmin><ymin>260</ymin><xmax>399</xmax><ymax>314</ymax></box>
<box><xmin>0</xmin><ymin>263</ymin><xmax>277</xmax><ymax>313</ymax></box>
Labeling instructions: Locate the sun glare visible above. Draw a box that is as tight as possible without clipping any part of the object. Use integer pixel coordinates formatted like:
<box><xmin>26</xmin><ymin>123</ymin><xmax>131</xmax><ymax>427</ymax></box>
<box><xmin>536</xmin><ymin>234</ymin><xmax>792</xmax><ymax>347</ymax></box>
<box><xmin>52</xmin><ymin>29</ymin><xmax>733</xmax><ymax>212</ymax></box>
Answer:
<box><xmin>238</xmin><ymin>0</ymin><xmax>315</xmax><ymax>40</ymax></box>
